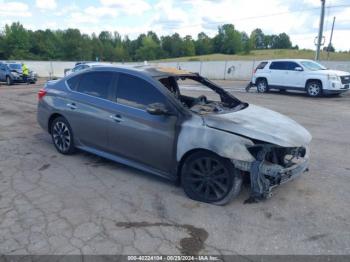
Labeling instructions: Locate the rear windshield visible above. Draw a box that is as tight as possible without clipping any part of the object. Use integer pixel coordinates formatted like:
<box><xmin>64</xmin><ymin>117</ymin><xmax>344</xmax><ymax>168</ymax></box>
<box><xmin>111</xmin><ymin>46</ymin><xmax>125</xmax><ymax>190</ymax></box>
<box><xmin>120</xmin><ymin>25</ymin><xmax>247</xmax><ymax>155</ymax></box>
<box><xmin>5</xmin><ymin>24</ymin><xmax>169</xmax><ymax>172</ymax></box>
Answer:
<box><xmin>256</xmin><ymin>62</ymin><xmax>268</xmax><ymax>70</ymax></box>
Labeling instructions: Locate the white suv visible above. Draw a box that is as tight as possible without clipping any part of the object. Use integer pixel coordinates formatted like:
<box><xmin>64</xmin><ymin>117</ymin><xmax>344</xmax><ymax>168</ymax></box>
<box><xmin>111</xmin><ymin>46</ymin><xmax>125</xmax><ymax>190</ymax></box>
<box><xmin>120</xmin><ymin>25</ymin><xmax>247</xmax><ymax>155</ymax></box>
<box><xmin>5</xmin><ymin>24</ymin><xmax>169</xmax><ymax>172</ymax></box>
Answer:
<box><xmin>251</xmin><ymin>59</ymin><xmax>350</xmax><ymax>97</ymax></box>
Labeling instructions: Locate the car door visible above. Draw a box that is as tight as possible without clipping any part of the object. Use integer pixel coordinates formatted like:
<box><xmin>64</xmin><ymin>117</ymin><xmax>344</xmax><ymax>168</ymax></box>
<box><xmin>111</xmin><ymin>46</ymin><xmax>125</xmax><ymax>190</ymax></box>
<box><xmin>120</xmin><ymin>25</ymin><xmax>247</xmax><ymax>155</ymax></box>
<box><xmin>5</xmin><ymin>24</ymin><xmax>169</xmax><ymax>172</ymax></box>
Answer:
<box><xmin>64</xmin><ymin>71</ymin><xmax>116</xmax><ymax>151</ymax></box>
<box><xmin>268</xmin><ymin>61</ymin><xmax>286</xmax><ymax>86</ymax></box>
<box><xmin>107</xmin><ymin>72</ymin><xmax>178</xmax><ymax>174</ymax></box>
<box><xmin>283</xmin><ymin>61</ymin><xmax>305</xmax><ymax>89</ymax></box>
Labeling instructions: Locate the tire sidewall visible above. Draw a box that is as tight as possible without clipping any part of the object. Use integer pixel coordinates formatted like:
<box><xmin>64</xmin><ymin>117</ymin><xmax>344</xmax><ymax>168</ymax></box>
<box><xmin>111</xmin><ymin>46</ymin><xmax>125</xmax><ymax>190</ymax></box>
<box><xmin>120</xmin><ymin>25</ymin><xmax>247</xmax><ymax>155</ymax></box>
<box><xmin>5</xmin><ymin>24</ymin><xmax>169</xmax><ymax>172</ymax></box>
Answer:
<box><xmin>181</xmin><ymin>151</ymin><xmax>242</xmax><ymax>205</ymax></box>
<box><xmin>51</xmin><ymin>117</ymin><xmax>75</xmax><ymax>154</ymax></box>
<box><xmin>6</xmin><ymin>76</ymin><xmax>12</xmax><ymax>86</ymax></box>
<box><xmin>307</xmin><ymin>81</ymin><xmax>322</xmax><ymax>97</ymax></box>
<box><xmin>257</xmin><ymin>79</ymin><xmax>268</xmax><ymax>93</ymax></box>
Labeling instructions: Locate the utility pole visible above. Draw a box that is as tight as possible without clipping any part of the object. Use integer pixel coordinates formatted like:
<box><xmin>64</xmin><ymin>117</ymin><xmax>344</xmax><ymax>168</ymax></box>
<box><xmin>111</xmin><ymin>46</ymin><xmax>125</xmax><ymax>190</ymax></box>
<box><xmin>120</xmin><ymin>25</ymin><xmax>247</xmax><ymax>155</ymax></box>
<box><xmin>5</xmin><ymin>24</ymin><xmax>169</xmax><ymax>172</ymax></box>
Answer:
<box><xmin>327</xmin><ymin>16</ymin><xmax>336</xmax><ymax>60</ymax></box>
<box><xmin>315</xmin><ymin>0</ymin><xmax>326</xmax><ymax>61</ymax></box>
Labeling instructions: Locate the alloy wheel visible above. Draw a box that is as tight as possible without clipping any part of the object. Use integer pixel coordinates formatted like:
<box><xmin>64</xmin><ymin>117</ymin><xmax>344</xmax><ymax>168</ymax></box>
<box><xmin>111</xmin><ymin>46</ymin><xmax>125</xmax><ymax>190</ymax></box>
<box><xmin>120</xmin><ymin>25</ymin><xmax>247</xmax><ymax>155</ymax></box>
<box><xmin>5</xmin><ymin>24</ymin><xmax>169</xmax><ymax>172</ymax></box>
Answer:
<box><xmin>52</xmin><ymin>121</ymin><xmax>71</xmax><ymax>152</ymax></box>
<box><xmin>308</xmin><ymin>83</ymin><xmax>320</xmax><ymax>96</ymax></box>
<box><xmin>187</xmin><ymin>157</ymin><xmax>230</xmax><ymax>202</ymax></box>
<box><xmin>257</xmin><ymin>81</ymin><xmax>267</xmax><ymax>92</ymax></box>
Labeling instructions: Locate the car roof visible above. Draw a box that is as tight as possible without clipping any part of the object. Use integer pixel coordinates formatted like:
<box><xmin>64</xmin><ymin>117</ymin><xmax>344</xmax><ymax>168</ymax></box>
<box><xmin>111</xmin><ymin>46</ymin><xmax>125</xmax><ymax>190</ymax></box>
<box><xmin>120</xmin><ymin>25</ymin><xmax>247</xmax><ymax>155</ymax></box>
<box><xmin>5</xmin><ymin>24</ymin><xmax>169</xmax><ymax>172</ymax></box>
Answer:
<box><xmin>265</xmin><ymin>59</ymin><xmax>314</xmax><ymax>63</ymax></box>
<box><xmin>87</xmin><ymin>64</ymin><xmax>197</xmax><ymax>78</ymax></box>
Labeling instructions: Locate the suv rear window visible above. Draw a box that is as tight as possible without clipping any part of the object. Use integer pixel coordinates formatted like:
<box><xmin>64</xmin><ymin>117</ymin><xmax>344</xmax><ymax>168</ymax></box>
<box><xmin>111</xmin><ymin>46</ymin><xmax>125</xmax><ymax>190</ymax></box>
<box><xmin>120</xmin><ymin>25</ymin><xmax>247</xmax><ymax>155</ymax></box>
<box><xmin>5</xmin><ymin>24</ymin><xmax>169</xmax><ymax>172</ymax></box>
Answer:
<box><xmin>256</xmin><ymin>62</ymin><xmax>268</xmax><ymax>70</ymax></box>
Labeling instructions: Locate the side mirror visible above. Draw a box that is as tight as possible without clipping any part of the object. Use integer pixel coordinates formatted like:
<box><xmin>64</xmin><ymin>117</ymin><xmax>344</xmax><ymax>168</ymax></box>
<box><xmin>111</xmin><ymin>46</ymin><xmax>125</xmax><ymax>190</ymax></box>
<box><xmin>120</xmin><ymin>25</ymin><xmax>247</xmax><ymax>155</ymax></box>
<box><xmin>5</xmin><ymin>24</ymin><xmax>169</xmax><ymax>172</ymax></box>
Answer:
<box><xmin>295</xmin><ymin>67</ymin><xmax>303</xmax><ymax>71</ymax></box>
<box><xmin>146</xmin><ymin>103</ymin><xmax>171</xmax><ymax>116</ymax></box>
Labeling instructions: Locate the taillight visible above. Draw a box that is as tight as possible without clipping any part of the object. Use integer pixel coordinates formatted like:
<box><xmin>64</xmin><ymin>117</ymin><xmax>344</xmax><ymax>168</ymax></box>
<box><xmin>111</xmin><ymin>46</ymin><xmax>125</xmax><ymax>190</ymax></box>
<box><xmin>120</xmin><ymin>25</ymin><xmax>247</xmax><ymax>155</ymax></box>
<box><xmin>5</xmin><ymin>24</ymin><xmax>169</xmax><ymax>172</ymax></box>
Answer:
<box><xmin>38</xmin><ymin>89</ymin><xmax>47</xmax><ymax>100</ymax></box>
<box><xmin>253</xmin><ymin>68</ymin><xmax>257</xmax><ymax>74</ymax></box>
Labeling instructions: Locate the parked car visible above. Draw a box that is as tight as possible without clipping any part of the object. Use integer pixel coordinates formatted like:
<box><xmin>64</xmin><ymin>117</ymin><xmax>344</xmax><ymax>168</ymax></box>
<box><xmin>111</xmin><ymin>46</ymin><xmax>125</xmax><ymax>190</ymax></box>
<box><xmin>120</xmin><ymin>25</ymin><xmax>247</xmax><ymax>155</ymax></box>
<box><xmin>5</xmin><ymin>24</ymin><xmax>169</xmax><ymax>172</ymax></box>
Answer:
<box><xmin>37</xmin><ymin>66</ymin><xmax>311</xmax><ymax>205</ymax></box>
<box><xmin>64</xmin><ymin>62</ymin><xmax>112</xmax><ymax>76</ymax></box>
<box><xmin>250</xmin><ymin>59</ymin><xmax>350</xmax><ymax>96</ymax></box>
<box><xmin>0</xmin><ymin>62</ymin><xmax>37</xmax><ymax>85</ymax></box>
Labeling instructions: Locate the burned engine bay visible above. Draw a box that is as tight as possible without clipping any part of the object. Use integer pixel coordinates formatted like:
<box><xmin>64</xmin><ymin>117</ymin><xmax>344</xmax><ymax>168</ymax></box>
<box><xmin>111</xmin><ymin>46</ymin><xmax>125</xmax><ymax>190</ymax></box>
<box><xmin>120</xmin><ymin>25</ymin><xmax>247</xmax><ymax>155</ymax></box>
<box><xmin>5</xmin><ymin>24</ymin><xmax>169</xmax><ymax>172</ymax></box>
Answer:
<box><xmin>158</xmin><ymin>75</ymin><xmax>247</xmax><ymax>114</ymax></box>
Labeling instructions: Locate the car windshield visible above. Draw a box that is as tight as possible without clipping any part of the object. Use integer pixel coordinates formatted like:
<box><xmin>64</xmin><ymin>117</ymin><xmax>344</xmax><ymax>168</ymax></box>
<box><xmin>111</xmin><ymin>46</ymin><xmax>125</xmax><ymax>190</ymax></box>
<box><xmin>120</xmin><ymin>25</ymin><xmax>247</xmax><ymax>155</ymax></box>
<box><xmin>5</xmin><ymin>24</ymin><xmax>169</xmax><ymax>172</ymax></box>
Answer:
<box><xmin>157</xmin><ymin>75</ymin><xmax>247</xmax><ymax>115</ymax></box>
<box><xmin>8</xmin><ymin>64</ymin><xmax>22</xmax><ymax>70</ymax></box>
<box><xmin>300</xmin><ymin>61</ymin><xmax>327</xmax><ymax>71</ymax></box>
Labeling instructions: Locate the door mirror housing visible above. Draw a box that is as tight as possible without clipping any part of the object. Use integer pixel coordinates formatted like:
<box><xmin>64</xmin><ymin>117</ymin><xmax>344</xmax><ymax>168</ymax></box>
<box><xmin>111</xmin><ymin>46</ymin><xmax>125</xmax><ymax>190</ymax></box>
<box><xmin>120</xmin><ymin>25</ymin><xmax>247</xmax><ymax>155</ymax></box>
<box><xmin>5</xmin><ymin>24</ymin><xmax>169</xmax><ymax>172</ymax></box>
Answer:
<box><xmin>295</xmin><ymin>67</ymin><xmax>303</xmax><ymax>71</ymax></box>
<box><xmin>146</xmin><ymin>103</ymin><xmax>171</xmax><ymax>116</ymax></box>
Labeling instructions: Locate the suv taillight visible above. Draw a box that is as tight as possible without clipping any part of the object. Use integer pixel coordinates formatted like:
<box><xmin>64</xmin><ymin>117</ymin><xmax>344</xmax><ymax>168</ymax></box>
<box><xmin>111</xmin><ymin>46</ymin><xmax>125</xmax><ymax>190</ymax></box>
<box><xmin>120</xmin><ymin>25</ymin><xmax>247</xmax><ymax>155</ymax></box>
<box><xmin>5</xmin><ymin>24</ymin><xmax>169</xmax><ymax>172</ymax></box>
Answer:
<box><xmin>38</xmin><ymin>89</ymin><xmax>47</xmax><ymax>100</ymax></box>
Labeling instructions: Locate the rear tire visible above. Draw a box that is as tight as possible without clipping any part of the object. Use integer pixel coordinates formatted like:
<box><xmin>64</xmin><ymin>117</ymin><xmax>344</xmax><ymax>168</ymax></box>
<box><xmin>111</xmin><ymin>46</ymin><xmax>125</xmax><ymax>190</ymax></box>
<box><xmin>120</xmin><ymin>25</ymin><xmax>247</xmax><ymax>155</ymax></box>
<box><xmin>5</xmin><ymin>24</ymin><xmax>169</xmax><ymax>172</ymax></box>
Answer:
<box><xmin>256</xmin><ymin>78</ymin><xmax>268</xmax><ymax>93</ymax></box>
<box><xmin>50</xmin><ymin>117</ymin><xmax>75</xmax><ymax>155</ymax></box>
<box><xmin>181</xmin><ymin>151</ymin><xmax>242</xmax><ymax>205</ymax></box>
<box><xmin>306</xmin><ymin>81</ymin><xmax>322</xmax><ymax>97</ymax></box>
<box><xmin>6</xmin><ymin>76</ymin><xmax>12</xmax><ymax>86</ymax></box>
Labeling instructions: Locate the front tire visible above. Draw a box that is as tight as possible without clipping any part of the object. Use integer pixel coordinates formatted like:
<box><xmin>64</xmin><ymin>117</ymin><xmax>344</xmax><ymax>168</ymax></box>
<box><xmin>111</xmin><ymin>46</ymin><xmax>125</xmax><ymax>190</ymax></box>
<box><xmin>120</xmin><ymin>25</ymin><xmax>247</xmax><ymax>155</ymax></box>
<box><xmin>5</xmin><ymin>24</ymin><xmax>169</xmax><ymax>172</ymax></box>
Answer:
<box><xmin>256</xmin><ymin>78</ymin><xmax>268</xmax><ymax>93</ymax></box>
<box><xmin>51</xmin><ymin>117</ymin><xmax>75</xmax><ymax>154</ymax></box>
<box><xmin>6</xmin><ymin>76</ymin><xmax>12</xmax><ymax>86</ymax></box>
<box><xmin>306</xmin><ymin>81</ymin><xmax>322</xmax><ymax>97</ymax></box>
<box><xmin>181</xmin><ymin>151</ymin><xmax>242</xmax><ymax>205</ymax></box>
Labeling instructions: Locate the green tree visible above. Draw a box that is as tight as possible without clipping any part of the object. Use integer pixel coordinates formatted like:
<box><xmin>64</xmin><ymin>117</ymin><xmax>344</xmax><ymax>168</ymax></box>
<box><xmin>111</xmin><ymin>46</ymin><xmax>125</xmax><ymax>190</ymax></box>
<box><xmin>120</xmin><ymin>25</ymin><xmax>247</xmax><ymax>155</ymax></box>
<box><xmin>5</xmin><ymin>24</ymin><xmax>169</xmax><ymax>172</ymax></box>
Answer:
<box><xmin>3</xmin><ymin>22</ymin><xmax>31</xmax><ymax>59</ymax></box>
<box><xmin>250</xmin><ymin>28</ymin><xmax>265</xmax><ymax>49</ymax></box>
<box><xmin>135</xmin><ymin>34</ymin><xmax>162</xmax><ymax>61</ymax></box>
<box><xmin>182</xmin><ymin>35</ymin><xmax>195</xmax><ymax>56</ymax></box>
<box><xmin>195</xmin><ymin>32</ymin><xmax>212</xmax><ymax>55</ymax></box>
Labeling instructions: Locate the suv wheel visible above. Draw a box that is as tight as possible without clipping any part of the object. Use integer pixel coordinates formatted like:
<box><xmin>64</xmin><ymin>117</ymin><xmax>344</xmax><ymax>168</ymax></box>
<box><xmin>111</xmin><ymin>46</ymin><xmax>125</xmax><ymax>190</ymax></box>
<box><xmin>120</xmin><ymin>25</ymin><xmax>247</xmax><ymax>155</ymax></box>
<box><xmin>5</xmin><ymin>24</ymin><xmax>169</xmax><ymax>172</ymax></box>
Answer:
<box><xmin>256</xmin><ymin>78</ymin><xmax>268</xmax><ymax>93</ymax></box>
<box><xmin>51</xmin><ymin>117</ymin><xmax>75</xmax><ymax>154</ymax></box>
<box><xmin>306</xmin><ymin>81</ymin><xmax>322</xmax><ymax>97</ymax></box>
<box><xmin>6</xmin><ymin>76</ymin><xmax>12</xmax><ymax>86</ymax></box>
<box><xmin>181</xmin><ymin>151</ymin><xmax>242</xmax><ymax>205</ymax></box>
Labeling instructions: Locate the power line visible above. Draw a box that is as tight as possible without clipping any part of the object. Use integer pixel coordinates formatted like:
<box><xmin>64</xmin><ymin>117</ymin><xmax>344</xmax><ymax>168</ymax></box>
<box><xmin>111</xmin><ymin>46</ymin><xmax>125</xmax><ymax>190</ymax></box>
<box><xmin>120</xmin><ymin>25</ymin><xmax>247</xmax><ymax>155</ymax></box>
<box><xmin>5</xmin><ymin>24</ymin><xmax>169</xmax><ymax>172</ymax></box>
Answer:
<box><xmin>163</xmin><ymin>4</ymin><xmax>350</xmax><ymax>30</ymax></box>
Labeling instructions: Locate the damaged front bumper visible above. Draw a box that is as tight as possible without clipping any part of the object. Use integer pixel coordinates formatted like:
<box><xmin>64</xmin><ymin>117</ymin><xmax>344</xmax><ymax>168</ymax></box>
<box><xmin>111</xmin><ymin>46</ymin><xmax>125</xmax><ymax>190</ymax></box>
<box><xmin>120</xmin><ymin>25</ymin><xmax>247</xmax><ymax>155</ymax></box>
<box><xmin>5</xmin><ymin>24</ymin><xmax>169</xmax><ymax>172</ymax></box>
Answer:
<box><xmin>232</xmin><ymin>146</ymin><xmax>310</xmax><ymax>202</ymax></box>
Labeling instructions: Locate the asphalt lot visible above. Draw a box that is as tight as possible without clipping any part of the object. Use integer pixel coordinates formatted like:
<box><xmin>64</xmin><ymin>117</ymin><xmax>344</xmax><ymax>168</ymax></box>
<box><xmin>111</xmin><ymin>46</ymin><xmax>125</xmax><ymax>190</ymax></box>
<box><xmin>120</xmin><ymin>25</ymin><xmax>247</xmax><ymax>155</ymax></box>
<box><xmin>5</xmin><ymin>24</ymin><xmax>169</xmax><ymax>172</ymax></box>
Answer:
<box><xmin>0</xmin><ymin>79</ymin><xmax>349</xmax><ymax>256</ymax></box>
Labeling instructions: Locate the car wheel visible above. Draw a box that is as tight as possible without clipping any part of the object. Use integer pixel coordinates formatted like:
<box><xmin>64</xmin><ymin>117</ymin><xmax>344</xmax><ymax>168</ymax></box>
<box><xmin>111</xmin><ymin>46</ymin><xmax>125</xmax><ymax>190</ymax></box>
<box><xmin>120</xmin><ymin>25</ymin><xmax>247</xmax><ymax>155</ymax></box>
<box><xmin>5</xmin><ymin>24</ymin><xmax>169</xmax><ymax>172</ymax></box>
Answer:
<box><xmin>256</xmin><ymin>78</ymin><xmax>268</xmax><ymax>93</ymax></box>
<box><xmin>6</xmin><ymin>76</ymin><xmax>12</xmax><ymax>86</ymax></box>
<box><xmin>306</xmin><ymin>81</ymin><xmax>322</xmax><ymax>97</ymax></box>
<box><xmin>181</xmin><ymin>151</ymin><xmax>242</xmax><ymax>205</ymax></box>
<box><xmin>51</xmin><ymin>117</ymin><xmax>75</xmax><ymax>154</ymax></box>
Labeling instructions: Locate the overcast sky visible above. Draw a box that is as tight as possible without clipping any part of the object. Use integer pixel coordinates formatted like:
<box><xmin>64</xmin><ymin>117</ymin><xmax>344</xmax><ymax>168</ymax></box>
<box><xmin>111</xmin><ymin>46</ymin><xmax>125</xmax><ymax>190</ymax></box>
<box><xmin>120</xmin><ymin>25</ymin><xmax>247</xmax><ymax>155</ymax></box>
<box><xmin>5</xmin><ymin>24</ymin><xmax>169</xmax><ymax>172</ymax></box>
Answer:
<box><xmin>0</xmin><ymin>0</ymin><xmax>349</xmax><ymax>51</ymax></box>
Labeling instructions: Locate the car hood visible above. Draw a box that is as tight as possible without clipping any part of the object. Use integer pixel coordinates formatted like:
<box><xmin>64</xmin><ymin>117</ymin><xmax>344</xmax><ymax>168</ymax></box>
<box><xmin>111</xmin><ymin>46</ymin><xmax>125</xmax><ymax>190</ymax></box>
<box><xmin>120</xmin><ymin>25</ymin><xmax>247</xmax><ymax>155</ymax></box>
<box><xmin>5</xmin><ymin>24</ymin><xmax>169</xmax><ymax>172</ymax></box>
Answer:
<box><xmin>313</xmin><ymin>69</ymin><xmax>350</xmax><ymax>76</ymax></box>
<box><xmin>203</xmin><ymin>104</ymin><xmax>312</xmax><ymax>147</ymax></box>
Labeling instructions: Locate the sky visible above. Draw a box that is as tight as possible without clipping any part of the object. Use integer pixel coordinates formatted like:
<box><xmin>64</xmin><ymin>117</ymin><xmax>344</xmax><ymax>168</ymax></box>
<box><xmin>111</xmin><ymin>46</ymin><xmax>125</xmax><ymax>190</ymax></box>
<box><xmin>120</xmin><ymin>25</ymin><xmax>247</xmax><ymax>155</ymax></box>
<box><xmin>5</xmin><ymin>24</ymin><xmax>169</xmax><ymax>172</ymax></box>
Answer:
<box><xmin>0</xmin><ymin>0</ymin><xmax>349</xmax><ymax>51</ymax></box>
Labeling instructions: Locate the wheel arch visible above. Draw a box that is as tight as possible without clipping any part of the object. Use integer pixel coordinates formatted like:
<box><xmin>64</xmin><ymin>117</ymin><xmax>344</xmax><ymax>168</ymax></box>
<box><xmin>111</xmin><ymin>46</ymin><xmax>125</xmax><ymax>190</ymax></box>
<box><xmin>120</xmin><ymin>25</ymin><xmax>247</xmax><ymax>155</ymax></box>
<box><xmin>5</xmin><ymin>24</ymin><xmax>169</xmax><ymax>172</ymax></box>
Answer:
<box><xmin>305</xmin><ymin>79</ymin><xmax>323</xmax><ymax>90</ymax></box>
<box><xmin>176</xmin><ymin>148</ymin><xmax>219</xmax><ymax>181</ymax></box>
<box><xmin>48</xmin><ymin>113</ymin><xmax>64</xmax><ymax>134</ymax></box>
<box><xmin>256</xmin><ymin>77</ymin><xmax>268</xmax><ymax>84</ymax></box>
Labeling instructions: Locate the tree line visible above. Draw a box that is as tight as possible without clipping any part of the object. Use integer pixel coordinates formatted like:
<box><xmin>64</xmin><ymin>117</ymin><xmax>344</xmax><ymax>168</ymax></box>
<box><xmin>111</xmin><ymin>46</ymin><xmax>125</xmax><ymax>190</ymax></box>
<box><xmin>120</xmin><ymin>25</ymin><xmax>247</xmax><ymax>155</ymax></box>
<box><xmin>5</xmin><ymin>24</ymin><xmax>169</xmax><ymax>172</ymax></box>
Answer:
<box><xmin>0</xmin><ymin>22</ymin><xmax>295</xmax><ymax>62</ymax></box>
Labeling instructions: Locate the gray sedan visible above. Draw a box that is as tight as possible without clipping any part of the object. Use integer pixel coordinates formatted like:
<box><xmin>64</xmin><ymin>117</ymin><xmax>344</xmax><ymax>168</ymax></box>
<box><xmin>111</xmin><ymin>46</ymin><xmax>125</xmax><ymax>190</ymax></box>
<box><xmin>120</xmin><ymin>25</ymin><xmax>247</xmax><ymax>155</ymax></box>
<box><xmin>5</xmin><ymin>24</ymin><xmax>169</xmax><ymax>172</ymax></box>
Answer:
<box><xmin>37</xmin><ymin>65</ymin><xmax>311</xmax><ymax>204</ymax></box>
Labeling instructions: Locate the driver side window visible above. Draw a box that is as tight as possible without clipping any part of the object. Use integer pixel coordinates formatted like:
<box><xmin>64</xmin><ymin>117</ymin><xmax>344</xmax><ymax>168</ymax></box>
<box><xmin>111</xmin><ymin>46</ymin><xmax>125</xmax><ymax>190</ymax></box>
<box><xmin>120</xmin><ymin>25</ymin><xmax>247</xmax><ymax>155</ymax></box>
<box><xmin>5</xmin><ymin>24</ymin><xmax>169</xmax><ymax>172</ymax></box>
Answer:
<box><xmin>116</xmin><ymin>73</ymin><xmax>168</xmax><ymax>110</ymax></box>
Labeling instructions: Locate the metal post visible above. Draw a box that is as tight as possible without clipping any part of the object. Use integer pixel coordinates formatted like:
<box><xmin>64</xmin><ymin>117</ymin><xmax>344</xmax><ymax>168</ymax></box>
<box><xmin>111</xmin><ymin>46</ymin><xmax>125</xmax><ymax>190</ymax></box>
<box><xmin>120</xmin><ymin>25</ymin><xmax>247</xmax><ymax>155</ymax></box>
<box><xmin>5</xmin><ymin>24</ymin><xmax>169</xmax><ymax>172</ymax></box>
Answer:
<box><xmin>315</xmin><ymin>0</ymin><xmax>326</xmax><ymax>61</ymax></box>
<box><xmin>327</xmin><ymin>16</ymin><xmax>336</xmax><ymax>60</ymax></box>
<box><xmin>224</xmin><ymin>61</ymin><xmax>227</xmax><ymax>80</ymax></box>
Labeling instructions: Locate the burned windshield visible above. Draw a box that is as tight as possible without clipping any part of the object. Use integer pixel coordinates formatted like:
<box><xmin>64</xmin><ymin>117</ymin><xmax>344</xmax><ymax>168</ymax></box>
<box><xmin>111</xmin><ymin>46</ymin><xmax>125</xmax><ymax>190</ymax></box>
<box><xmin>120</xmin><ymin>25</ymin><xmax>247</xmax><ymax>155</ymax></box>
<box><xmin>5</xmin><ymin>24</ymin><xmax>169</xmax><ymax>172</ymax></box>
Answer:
<box><xmin>157</xmin><ymin>75</ymin><xmax>246</xmax><ymax>115</ymax></box>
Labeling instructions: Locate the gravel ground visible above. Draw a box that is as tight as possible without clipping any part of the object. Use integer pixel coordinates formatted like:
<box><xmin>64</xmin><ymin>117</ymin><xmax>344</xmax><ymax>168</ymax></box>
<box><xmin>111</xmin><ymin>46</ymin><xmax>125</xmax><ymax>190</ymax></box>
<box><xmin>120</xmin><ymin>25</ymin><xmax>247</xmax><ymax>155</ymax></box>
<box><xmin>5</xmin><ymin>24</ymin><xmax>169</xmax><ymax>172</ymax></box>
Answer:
<box><xmin>0</xmin><ymin>79</ymin><xmax>349</xmax><ymax>256</ymax></box>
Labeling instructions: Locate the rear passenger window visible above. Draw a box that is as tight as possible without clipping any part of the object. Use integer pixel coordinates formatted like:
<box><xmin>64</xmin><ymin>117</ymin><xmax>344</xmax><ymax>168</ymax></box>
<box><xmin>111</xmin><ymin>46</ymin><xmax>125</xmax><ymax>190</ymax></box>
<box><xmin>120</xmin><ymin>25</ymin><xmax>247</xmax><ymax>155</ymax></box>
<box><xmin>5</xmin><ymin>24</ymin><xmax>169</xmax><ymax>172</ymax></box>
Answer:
<box><xmin>76</xmin><ymin>72</ymin><xmax>113</xmax><ymax>99</ymax></box>
<box><xmin>269</xmin><ymin>62</ymin><xmax>286</xmax><ymax>70</ymax></box>
<box><xmin>116</xmin><ymin>74</ymin><xmax>166</xmax><ymax>109</ymax></box>
<box><xmin>67</xmin><ymin>75</ymin><xmax>80</xmax><ymax>90</ymax></box>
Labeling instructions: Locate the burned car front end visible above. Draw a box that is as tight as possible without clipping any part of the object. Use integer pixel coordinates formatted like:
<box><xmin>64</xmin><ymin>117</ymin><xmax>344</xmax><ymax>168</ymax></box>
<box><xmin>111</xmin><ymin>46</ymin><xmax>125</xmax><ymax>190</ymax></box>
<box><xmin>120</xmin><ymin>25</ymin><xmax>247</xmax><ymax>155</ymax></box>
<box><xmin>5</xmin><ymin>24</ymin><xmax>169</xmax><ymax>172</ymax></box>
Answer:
<box><xmin>203</xmin><ymin>104</ymin><xmax>312</xmax><ymax>202</ymax></box>
<box><xmin>154</xmin><ymin>70</ymin><xmax>311</xmax><ymax>203</ymax></box>
<box><xmin>232</xmin><ymin>144</ymin><xmax>309</xmax><ymax>202</ymax></box>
